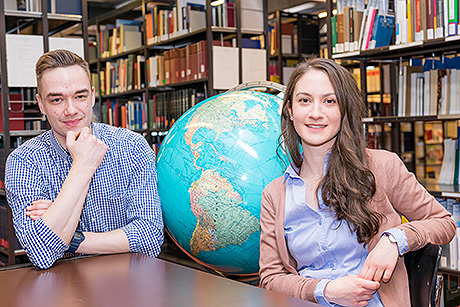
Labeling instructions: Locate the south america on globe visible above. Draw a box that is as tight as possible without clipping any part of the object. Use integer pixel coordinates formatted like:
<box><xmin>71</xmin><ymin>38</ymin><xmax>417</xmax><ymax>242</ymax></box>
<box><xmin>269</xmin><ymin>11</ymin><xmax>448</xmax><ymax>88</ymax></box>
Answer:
<box><xmin>156</xmin><ymin>90</ymin><xmax>287</xmax><ymax>275</ymax></box>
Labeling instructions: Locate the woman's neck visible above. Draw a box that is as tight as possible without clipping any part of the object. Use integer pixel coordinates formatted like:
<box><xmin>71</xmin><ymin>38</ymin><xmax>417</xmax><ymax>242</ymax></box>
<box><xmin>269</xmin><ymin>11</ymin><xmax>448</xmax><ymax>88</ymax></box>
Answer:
<box><xmin>299</xmin><ymin>146</ymin><xmax>331</xmax><ymax>180</ymax></box>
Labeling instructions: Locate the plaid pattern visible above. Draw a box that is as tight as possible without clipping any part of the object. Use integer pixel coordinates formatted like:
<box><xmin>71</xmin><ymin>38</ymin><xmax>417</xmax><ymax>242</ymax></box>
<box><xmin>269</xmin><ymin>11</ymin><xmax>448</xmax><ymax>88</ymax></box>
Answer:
<box><xmin>5</xmin><ymin>123</ymin><xmax>163</xmax><ymax>269</ymax></box>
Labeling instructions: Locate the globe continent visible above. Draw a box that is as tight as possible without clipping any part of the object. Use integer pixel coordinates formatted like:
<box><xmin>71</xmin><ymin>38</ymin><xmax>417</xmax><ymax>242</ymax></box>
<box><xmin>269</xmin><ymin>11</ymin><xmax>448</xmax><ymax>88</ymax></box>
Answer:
<box><xmin>156</xmin><ymin>90</ymin><xmax>286</xmax><ymax>275</ymax></box>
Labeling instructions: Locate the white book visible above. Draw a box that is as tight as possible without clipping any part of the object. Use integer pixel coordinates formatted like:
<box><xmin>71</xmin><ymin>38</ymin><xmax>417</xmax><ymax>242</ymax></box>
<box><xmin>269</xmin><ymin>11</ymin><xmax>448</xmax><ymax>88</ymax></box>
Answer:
<box><xmin>410</xmin><ymin>72</ymin><xmax>424</xmax><ymax>116</ymax></box>
<box><xmin>398</xmin><ymin>74</ymin><xmax>406</xmax><ymax>116</ymax></box>
<box><xmin>449</xmin><ymin>69</ymin><xmax>458</xmax><ymax>114</ymax></box>
<box><xmin>423</xmin><ymin>70</ymin><xmax>431</xmax><ymax>115</ymax></box>
<box><xmin>438</xmin><ymin>139</ymin><xmax>455</xmax><ymax>185</ymax></box>
<box><xmin>440</xmin><ymin>71</ymin><xmax>449</xmax><ymax>115</ymax></box>
<box><xmin>451</xmin><ymin>233</ymin><xmax>458</xmax><ymax>270</ymax></box>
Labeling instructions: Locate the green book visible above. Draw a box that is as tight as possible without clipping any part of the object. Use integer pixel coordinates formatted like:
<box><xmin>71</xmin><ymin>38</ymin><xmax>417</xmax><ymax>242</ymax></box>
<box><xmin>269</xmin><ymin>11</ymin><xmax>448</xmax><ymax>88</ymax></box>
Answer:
<box><xmin>331</xmin><ymin>15</ymin><xmax>337</xmax><ymax>53</ymax></box>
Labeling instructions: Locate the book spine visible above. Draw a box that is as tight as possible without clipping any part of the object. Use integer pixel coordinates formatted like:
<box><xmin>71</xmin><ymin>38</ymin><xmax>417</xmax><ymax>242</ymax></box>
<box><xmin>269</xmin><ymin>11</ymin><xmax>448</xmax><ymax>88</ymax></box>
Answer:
<box><xmin>448</xmin><ymin>0</ymin><xmax>458</xmax><ymax>35</ymax></box>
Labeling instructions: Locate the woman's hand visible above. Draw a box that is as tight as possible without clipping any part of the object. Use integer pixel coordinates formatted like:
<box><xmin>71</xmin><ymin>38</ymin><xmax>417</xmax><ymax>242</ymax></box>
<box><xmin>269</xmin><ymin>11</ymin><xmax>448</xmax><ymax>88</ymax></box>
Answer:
<box><xmin>359</xmin><ymin>235</ymin><xmax>399</xmax><ymax>283</ymax></box>
<box><xmin>324</xmin><ymin>275</ymin><xmax>380</xmax><ymax>306</ymax></box>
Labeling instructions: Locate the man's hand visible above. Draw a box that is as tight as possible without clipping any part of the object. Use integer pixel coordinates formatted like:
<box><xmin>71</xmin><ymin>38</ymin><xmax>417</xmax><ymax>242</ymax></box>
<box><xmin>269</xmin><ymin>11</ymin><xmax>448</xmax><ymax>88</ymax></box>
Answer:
<box><xmin>358</xmin><ymin>235</ymin><xmax>399</xmax><ymax>283</ymax></box>
<box><xmin>66</xmin><ymin>127</ymin><xmax>107</xmax><ymax>173</ymax></box>
<box><xmin>324</xmin><ymin>275</ymin><xmax>380</xmax><ymax>306</ymax></box>
<box><xmin>26</xmin><ymin>199</ymin><xmax>52</xmax><ymax>220</ymax></box>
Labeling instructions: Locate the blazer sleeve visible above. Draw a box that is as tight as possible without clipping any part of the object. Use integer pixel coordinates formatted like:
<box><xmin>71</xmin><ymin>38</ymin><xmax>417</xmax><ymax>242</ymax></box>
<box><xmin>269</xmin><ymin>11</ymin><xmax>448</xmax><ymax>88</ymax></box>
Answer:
<box><xmin>377</xmin><ymin>151</ymin><xmax>456</xmax><ymax>251</ymax></box>
<box><xmin>259</xmin><ymin>181</ymin><xmax>320</xmax><ymax>302</ymax></box>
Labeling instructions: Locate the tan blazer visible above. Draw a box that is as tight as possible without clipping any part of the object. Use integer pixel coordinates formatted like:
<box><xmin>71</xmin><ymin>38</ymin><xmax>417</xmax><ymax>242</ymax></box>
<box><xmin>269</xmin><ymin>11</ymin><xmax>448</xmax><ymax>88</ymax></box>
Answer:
<box><xmin>259</xmin><ymin>149</ymin><xmax>456</xmax><ymax>306</ymax></box>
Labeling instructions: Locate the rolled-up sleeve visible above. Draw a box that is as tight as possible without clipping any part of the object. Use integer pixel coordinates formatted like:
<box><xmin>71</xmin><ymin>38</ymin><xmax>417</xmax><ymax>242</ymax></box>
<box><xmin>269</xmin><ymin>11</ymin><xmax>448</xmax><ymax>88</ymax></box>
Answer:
<box><xmin>122</xmin><ymin>137</ymin><xmax>164</xmax><ymax>257</ymax></box>
<box><xmin>5</xmin><ymin>153</ymin><xmax>68</xmax><ymax>269</ymax></box>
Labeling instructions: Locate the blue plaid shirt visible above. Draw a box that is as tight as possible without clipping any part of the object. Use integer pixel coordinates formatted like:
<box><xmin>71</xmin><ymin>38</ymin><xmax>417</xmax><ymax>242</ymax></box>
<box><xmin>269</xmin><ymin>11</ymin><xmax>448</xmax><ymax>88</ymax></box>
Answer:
<box><xmin>5</xmin><ymin>122</ymin><xmax>164</xmax><ymax>269</ymax></box>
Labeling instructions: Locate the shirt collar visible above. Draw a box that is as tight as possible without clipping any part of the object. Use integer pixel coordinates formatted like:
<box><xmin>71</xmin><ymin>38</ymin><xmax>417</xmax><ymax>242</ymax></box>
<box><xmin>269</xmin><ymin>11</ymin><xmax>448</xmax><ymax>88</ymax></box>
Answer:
<box><xmin>283</xmin><ymin>150</ymin><xmax>332</xmax><ymax>183</ymax></box>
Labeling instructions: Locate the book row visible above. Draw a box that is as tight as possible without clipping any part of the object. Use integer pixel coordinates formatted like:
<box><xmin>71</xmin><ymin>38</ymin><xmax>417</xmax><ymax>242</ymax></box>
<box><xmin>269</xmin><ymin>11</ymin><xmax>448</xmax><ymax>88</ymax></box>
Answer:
<box><xmin>0</xmin><ymin>90</ymin><xmax>46</xmax><ymax>133</ymax></box>
<box><xmin>99</xmin><ymin>40</ymin><xmax>208</xmax><ymax>96</ymax></box>
<box><xmin>398</xmin><ymin>57</ymin><xmax>460</xmax><ymax>117</ymax></box>
<box><xmin>437</xmin><ymin>197</ymin><xmax>460</xmax><ymax>270</ymax></box>
<box><xmin>333</xmin><ymin>0</ymin><xmax>460</xmax><ymax>54</ymax></box>
<box><xmin>394</xmin><ymin>0</ymin><xmax>458</xmax><ymax>44</ymax></box>
<box><xmin>268</xmin><ymin>20</ymin><xmax>299</xmax><ymax>56</ymax></box>
<box><xmin>101</xmin><ymin>88</ymin><xmax>205</xmax><ymax>131</ymax></box>
<box><xmin>332</xmin><ymin>0</ymin><xmax>394</xmax><ymax>53</ymax></box>
<box><xmin>99</xmin><ymin>19</ymin><xmax>143</xmax><ymax>59</ymax></box>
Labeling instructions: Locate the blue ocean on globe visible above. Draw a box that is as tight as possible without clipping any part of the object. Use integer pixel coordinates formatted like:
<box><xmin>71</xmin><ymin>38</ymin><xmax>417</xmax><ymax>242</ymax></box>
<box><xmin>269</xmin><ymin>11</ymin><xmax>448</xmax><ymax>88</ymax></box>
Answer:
<box><xmin>156</xmin><ymin>90</ymin><xmax>287</xmax><ymax>275</ymax></box>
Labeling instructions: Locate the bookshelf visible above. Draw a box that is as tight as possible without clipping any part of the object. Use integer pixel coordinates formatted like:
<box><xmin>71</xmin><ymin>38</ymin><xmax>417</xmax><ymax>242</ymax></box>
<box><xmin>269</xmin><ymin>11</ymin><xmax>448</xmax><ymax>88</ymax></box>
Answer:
<box><xmin>0</xmin><ymin>0</ymin><xmax>88</xmax><ymax>266</ymax></box>
<box><xmin>267</xmin><ymin>10</ymin><xmax>319</xmax><ymax>85</ymax></box>
<box><xmin>89</xmin><ymin>0</ymin><xmax>269</xmax><ymax>147</ymax></box>
<box><xmin>326</xmin><ymin>0</ymin><xmax>460</xmax><ymax>303</ymax></box>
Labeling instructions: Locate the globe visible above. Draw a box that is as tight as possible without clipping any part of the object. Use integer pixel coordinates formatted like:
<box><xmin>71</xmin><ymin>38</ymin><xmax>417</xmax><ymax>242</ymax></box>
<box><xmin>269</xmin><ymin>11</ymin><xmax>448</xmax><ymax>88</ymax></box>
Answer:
<box><xmin>156</xmin><ymin>89</ymin><xmax>287</xmax><ymax>275</ymax></box>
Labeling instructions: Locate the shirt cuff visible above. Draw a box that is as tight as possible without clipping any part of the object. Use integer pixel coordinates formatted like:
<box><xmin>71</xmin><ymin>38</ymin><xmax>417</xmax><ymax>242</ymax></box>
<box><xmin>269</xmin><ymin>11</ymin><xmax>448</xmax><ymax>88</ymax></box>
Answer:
<box><xmin>383</xmin><ymin>228</ymin><xmax>408</xmax><ymax>255</ymax></box>
<box><xmin>314</xmin><ymin>278</ymin><xmax>334</xmax><ymax>307</ymax></box>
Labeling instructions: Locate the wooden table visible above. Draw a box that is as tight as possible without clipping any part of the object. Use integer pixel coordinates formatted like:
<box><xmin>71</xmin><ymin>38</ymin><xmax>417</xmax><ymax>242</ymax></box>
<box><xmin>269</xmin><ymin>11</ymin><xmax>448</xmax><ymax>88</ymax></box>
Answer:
<box><xmin>0</xmin><ymin>253</ymin><xmax>320</xmax><ymax>307</ymax></box>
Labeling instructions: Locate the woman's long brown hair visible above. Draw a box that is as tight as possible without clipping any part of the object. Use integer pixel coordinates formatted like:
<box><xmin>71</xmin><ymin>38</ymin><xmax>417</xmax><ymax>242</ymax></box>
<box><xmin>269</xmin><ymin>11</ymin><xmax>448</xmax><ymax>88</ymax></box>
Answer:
<box><xmin>279</xmin><ymin>58</ymin><xmax>382</xmax><ymax>245</ymax></box>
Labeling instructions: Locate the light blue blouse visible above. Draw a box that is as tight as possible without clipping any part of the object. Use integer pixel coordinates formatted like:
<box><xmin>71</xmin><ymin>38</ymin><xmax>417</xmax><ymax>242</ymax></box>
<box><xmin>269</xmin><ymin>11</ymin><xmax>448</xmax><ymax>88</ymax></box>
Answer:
<box><xmin>283</xmin><ymin>160</ymin><xmax>407</xmax><ymax>307</ymax></box>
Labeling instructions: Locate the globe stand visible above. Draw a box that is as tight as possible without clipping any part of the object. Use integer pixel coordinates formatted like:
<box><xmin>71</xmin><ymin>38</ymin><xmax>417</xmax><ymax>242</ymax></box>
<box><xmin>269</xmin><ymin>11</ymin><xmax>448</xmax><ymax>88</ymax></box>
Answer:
<box><xmin>227</xmin><ymin>81</ymin><xmax>286</xmax><ymax>100</ymax></box>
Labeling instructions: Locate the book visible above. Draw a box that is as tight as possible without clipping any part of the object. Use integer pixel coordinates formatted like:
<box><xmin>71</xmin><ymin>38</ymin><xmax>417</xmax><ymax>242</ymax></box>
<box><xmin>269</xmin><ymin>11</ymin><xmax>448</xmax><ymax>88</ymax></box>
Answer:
<box><xmin>435</xmin><ymin>0</ymin><xmax>445</xmax><ymax>38</ymax></box>
<box><xmin>240</xmin><ymin>0</ymin><xmax>264</xmax><ymax>31</ymax></box>
<box><xmin>360</xmin><ymin>0</ymin><xmax>378</xmax><ymax>51</ymax></box>
<box><xmin>448</xmin><ymin>0</ymin><xmax>458</xmax><ymax>35</ymax></box>
<box><xmin>0</xmin><ymin>93</ymin><xmax>25</xmax><ymax>132</ymax></box>
<box><xmin>426</xmin><ymin>0</ymin><xmax>435</xmax><ymax>39</ymax></box>
<box><xmin>369</xmin><ymin>14</ymin><xmax>395</xmax><ymax>49</ymax></box>
<box><xmin>188</xmin><ymin>7</ymin><xmax>206</xmax><ymax>32</ymax></box>
<box><xmin>331</xmin><ymin>15</ymin><xmax>337</xmax><ymax>53</ymax></box>
<box><xmin>336</xmin><ymin>0</ymin><xmax>345</xmax><ymax>53</ymax></box>
<box><xmin>119</xmin><ymin>24</ymin><xmax>142</xmax><ymax>53</ymax></box>
<box><xmin>55</xmin><ymin>0</ymin><xmax>81</xmax><ymax>15</ymax></box>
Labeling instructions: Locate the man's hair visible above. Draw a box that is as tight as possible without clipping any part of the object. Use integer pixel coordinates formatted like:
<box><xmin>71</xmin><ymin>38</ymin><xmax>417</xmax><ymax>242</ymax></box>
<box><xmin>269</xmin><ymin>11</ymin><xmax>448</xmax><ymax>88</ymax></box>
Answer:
<box><xmin>279</xmin><ymin>57</ymin><xmax>381</xmax><ymax>245</ymax></box>
<box><xmin>35</xmin><ymin>49</ymin><xmax>90</xmax><ymax>93</ymax></box>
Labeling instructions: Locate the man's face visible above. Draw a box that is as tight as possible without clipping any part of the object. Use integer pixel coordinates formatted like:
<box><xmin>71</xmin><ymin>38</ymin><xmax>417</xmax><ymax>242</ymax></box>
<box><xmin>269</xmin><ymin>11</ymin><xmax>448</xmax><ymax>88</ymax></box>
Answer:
<box><xmin>36</xmin><ymin>65</ymin><xmax>95</xmax><ymax>147</ymax></box>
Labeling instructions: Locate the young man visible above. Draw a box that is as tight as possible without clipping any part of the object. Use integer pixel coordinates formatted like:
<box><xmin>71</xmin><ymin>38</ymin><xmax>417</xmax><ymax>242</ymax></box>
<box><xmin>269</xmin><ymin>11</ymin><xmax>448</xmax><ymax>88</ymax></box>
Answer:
<box><xmin>5</xmin><ymin>49</ymin><xmax>164</xmax><ymax>269</ymax></box>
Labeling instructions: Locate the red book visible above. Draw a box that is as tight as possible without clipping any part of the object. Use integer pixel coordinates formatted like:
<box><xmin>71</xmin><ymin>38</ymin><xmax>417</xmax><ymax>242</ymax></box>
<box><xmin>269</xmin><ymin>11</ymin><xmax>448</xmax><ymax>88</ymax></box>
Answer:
<box><xmin>179</xmin><ymin>47</ymin><xmax>186</xmax><ymax>82</ymax></box>
<box><xmin>113</xmin><ymin>102</ymin><xmax>120</xmax><ymax>127</ymax></box>
<box><xmin>198</xmin><ymin>40</ymin><xmax>208</xmax><ymax>79</ymax></box>
<box><xmin>170</xmin><ymin>48</ymin><xmax>179</xmax><ymax>84</ymax></box>
<box><xmin>121</xmin><ymin>104</ymin><xmax>127</xmax><ymax>128</ymax></box>
<box><xmin>227</xmin><ymin>2</ymin><xmax>235</xmax><ymax>27</ymax></box>
<box><xmin>185</xmin><ymin>44</ymin><xmax>192</xmax><ymax>81</ymax></box>
<box><xmin>0</xmin><ymin>93</ymin><xmax>24</xmax><ymax>132</ymax></box>
<box><xmin>191</xmin><ymin>43</ymin><xmax>198</xmax><ymax>80</ymax></box>
<box><xmin>164</xmin><ymin>50</ymin><xmax>171</xmax><ymax>84</ymax></box>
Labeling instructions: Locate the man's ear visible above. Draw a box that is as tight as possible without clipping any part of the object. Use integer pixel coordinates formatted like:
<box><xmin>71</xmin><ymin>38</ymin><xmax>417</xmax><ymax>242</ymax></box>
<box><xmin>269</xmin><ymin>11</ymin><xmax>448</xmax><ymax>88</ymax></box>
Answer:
<box><xmin>91</xmin><ymin>86</ymin><xmax>95</xmax><ymax>108</ymax></box>
<box><xmin>36</xmin><ymin>93</ymin><xmax>46</xmax><ymax>115</ymax></box>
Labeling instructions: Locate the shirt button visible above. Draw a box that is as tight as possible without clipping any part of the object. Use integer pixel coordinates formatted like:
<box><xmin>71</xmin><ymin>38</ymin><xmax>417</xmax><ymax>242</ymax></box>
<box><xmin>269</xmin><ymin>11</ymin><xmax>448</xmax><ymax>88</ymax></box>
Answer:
<box><xmin>91</xmin><ymin>218</ymin><xmax>96</xmax><ymax>222</ymax></box>
<box><xmin>318</xmin><ymin>220</ymin><xmax>322</xmax><ymax>225</ymax></box>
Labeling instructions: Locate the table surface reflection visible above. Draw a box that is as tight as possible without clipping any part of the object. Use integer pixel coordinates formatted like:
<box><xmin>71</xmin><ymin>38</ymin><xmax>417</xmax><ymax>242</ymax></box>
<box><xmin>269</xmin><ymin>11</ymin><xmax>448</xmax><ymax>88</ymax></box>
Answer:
<box><xmin>0</xmin><ymin>253</ymin><xmax>320</xmax><ymax>307</ymax></box>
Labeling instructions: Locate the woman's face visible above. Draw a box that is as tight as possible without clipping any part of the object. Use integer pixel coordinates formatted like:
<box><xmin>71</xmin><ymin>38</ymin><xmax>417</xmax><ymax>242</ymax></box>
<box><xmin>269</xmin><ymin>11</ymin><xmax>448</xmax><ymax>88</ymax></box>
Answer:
<box><xmin>288</xmin><ymin>69</ymin><xmax>341</xmax><ymax>152</ymax></box>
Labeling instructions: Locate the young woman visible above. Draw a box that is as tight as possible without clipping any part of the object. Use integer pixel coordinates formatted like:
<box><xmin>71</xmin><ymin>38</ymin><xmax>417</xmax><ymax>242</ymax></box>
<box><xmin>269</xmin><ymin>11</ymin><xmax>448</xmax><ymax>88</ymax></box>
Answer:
<box><xmin>259</xmin><ymin>58</ymin><xmax>455</xmax><ymax>307</ymax></box>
